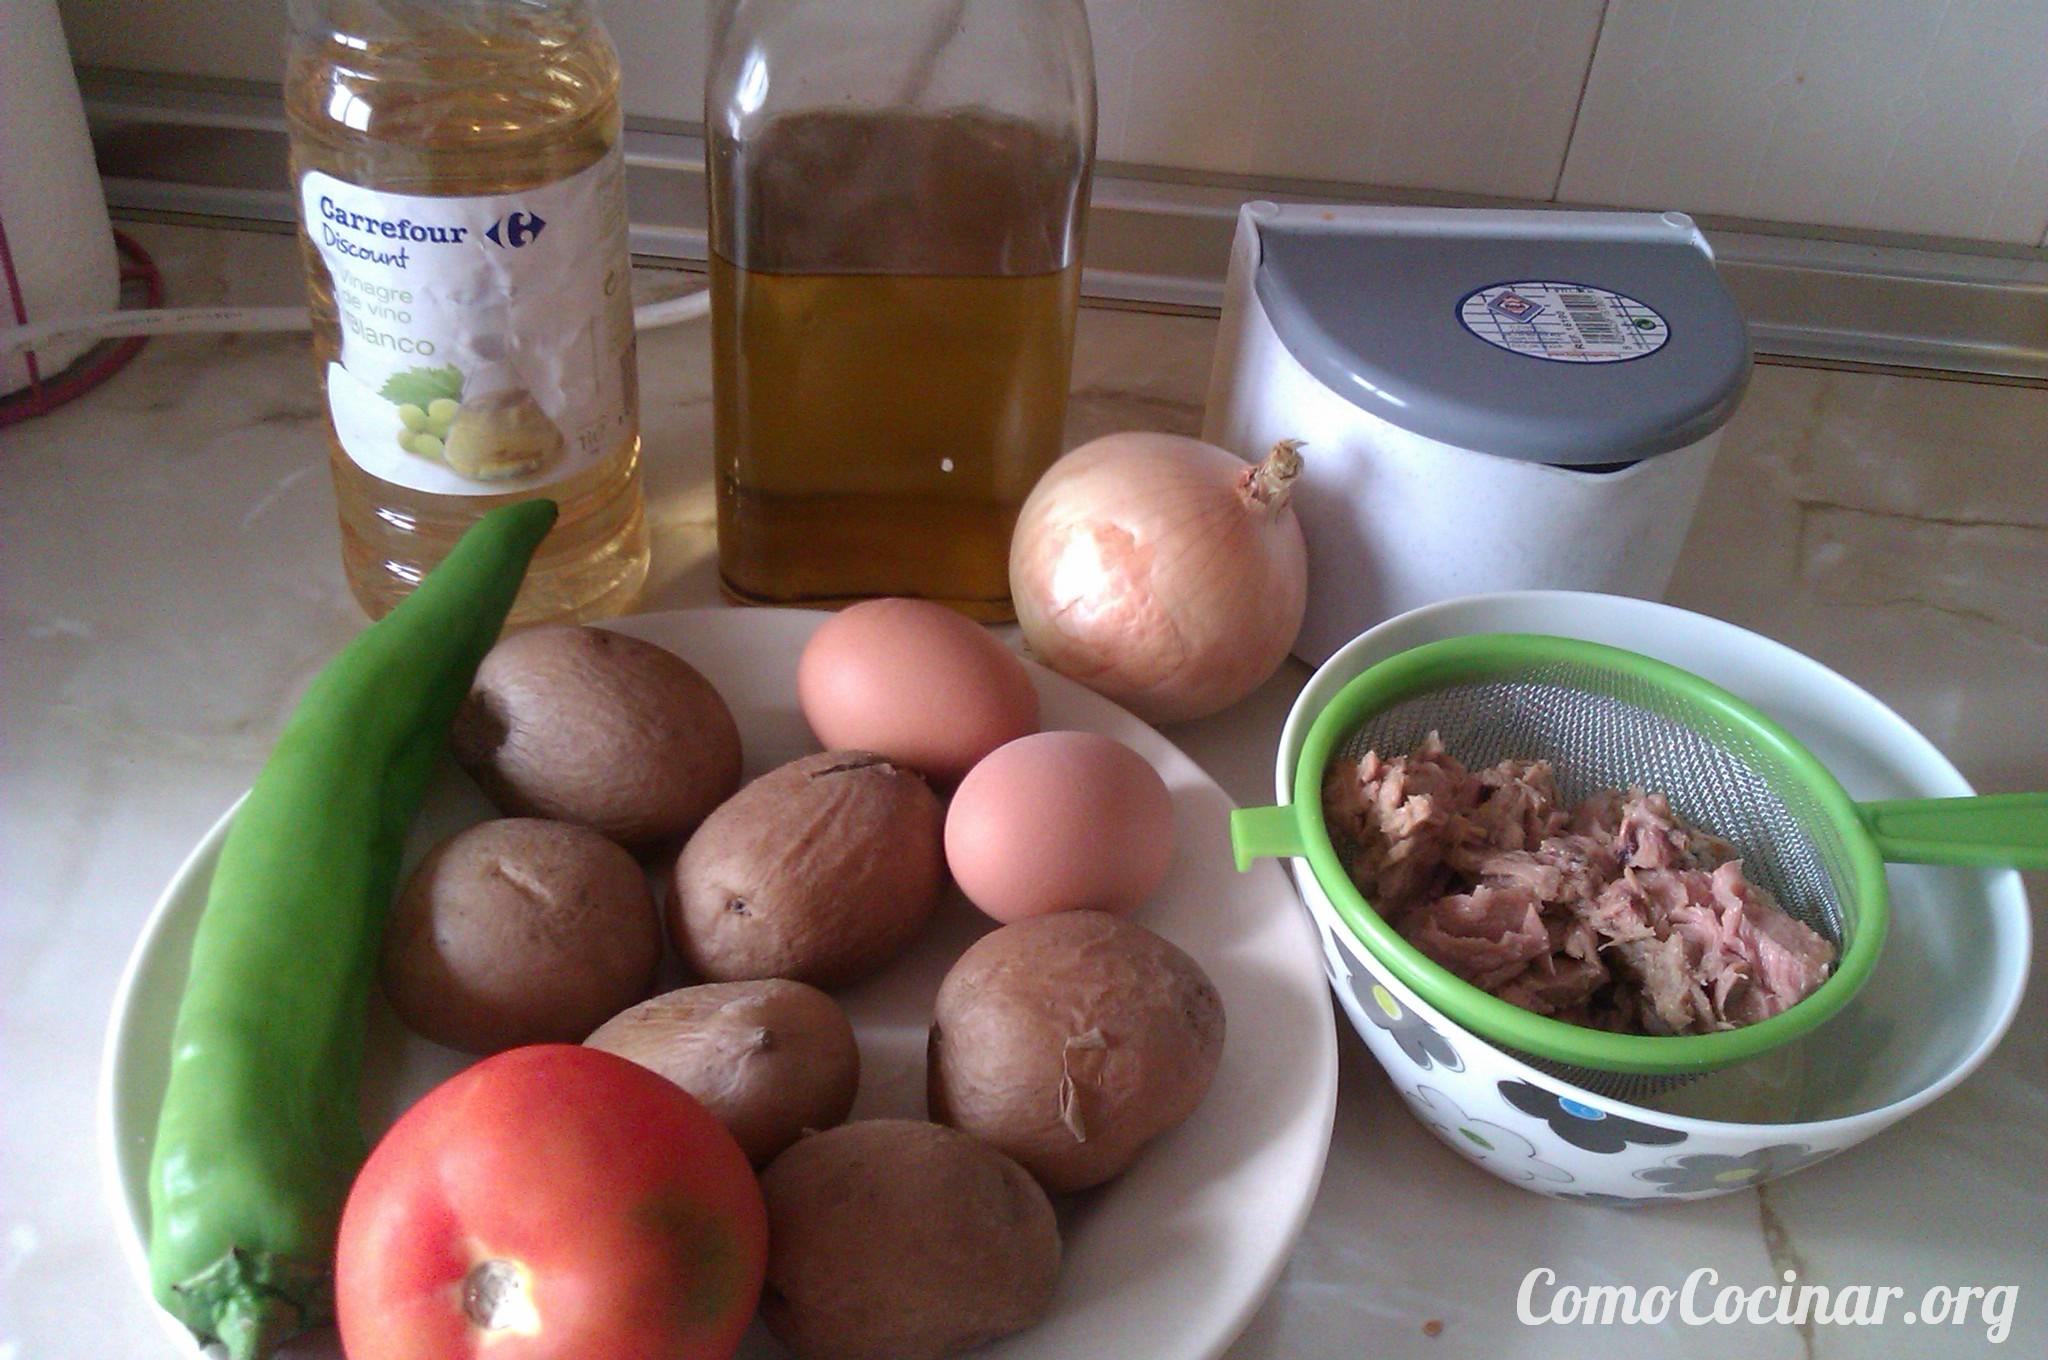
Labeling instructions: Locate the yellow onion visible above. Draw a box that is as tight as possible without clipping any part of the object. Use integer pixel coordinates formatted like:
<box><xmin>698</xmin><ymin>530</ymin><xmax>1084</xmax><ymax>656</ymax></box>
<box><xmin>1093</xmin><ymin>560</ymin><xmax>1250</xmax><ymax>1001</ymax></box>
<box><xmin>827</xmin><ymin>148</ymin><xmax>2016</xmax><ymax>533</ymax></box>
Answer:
<box><xmin>1009</xmin><ymin>432</ymin><xmax>1307</xmax><ymax>723</ymax></box>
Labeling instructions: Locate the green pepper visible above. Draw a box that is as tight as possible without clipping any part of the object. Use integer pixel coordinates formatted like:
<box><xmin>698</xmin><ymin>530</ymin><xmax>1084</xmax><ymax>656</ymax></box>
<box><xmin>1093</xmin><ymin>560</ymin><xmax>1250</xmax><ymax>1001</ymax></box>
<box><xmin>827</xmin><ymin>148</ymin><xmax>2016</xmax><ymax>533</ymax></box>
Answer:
<box><xmin>146</xmin><ymin>499</ymin><xmax>558</xmax><ymax>1359</ymax></box>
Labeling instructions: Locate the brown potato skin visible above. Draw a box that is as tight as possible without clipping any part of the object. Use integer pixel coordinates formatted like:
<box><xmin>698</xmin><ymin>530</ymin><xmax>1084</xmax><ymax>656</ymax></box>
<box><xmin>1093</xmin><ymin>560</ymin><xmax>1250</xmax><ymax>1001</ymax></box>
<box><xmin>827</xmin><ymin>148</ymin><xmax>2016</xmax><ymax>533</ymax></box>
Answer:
<box><xmin>450</xmin><ymin>625</ymin><xmax>742</xmax><ymax>852</ymax></box>
<box><xmin>381</xmin><ymin>818</ymin><xmax>660</xmax><ymax>1053</ymax></box>
<box><xmin>670</xmin><ymin>751</ymin><xmax>944</xmax><ymax>988</ymax></box>
<box><xmin>585</xmin><ymin>979</ymin><xmax>859</xmax><ymax>1166</ymax></box>
<box><xmin>927</xmin><ymin>910</ymin><xmax>1225</xmax><ymax>1193</ymax></box>
<box><xmin>760</xmin><ymin>1120</ymin><xmax>1060</xmax><ymax>1360</ymax></box>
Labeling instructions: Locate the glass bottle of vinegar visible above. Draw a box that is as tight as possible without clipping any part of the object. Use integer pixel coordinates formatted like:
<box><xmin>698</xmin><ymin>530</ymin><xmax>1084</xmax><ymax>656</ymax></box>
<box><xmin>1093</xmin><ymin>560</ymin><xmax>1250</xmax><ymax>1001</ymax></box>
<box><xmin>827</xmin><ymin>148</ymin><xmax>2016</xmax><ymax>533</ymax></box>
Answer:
<box><xmin>708</xmin><ymin>0</ymin><xmax>1096</xmax><ymax>620</ymax></box>
<box><xmin>285</xmin><ymin>0</ymin><xmax>649</xmax><ymax>625</ymax></box>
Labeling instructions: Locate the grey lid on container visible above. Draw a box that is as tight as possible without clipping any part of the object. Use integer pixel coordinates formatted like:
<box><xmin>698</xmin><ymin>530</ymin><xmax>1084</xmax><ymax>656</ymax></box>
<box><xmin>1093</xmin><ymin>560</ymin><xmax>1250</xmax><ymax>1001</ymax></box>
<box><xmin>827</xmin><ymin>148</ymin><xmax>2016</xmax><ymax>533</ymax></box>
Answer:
<box><xmin>1251</xmin><ymin>207</ymin><xmax>1752</xmax><ymax>466</ymax></box>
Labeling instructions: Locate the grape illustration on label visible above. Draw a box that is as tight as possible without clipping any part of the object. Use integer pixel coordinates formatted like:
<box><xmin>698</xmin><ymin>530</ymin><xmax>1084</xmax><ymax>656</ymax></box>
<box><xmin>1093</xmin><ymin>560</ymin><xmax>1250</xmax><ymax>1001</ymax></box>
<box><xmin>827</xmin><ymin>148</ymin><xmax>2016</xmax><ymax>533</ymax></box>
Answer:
<box><xmin>377</xmin><ymin>364</ymin><xmax>566</xmax><ymax>481</ymax></box>
<box><xmin>381</xmin><ymin>364</ymin><xmax>464</xmax><ymax>464</ymax></box>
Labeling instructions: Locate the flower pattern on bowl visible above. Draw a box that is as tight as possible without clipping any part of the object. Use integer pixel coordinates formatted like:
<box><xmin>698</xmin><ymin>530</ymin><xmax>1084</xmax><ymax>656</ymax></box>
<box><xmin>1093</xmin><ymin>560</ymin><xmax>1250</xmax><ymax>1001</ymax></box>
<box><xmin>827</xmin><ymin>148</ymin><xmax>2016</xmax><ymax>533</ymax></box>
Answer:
<box><xmin>1312</xmin><ymin>911</ymin><xmax>1369</xmax><ymax>985</ymax></box>
<box><xmin>1635</xmin><ymin>1144</ymin><xmax>1832</xmax><ymax>1195</ymax></box>
<box><xmin>1553</xmin><ymin>1190</ymin><xmax>1651</xmax><ymax>1208</ymax></box>
<box><xmin>1364</xmin><ymin>981</ymin><xmax>1463</xmax><ymax>1073</ymax></box>
<box><xmin>1499</xmin><ymin>1079</ymin><xmax>1685</xmax><ymax>1154</ymax></box>
<box><xmin>1406</xmin><ymin>1085</ymin><xmax>1572</xmax><ymax>1184</ymax></box>
<box><xmin>1312</xmin><ymin>912</ymin><xmax>1465</xmax><ymax>1074</ymax></box>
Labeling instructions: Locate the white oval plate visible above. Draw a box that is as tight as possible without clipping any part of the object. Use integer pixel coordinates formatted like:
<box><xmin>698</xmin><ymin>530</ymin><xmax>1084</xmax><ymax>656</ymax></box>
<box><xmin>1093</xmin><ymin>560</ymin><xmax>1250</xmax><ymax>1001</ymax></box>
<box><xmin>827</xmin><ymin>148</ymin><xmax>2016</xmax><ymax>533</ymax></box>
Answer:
<box><xmin>98</xmin><ymin>608</ymin><xmax>1338</xmax><ymax>1360</ymax></box>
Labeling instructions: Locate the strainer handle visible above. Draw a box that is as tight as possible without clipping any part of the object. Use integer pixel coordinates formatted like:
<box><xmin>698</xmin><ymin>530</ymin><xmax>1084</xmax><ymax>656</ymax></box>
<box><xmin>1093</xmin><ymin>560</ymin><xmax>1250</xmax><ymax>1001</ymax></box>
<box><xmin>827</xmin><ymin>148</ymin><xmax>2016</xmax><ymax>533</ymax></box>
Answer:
<box><xmin>1857</xmin><ymin>793</ymin><xmax>2048</xmax><ymax>870</ymax></box>
<box><xmin>1230</xmin><ymin>804</ymin><xmax>1309</xmax><ymax>871</ymax></box>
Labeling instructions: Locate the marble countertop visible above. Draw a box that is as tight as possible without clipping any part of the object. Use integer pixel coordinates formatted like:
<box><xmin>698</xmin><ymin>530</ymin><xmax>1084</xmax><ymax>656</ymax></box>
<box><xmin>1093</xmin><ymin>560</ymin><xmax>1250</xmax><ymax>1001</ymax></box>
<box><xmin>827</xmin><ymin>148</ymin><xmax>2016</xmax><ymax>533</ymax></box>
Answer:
<box><xmin>4</xmin><ymin>222</ymin><xmax>2043</xmax><ymax>1358</ymax></box>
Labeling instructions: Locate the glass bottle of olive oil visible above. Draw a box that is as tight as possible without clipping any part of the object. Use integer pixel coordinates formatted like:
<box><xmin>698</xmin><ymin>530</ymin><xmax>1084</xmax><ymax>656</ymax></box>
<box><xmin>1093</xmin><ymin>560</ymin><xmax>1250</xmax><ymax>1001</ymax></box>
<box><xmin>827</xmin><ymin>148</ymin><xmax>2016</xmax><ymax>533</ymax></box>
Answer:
<box><xmin>708</xmin><ymin>1</ymin><xmax>1096</xmax><ymax>620</ymax></box>
<box><xmin>285</xmin><ymin>0</ymin><xmax>648</xmax><ymax>625</ymax></box>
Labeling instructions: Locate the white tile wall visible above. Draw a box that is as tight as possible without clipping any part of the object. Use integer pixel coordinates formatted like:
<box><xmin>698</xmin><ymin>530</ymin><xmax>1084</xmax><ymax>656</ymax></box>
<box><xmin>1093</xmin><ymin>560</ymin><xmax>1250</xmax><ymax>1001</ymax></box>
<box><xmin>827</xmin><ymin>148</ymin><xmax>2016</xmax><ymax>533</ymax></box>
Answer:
<box><xmin>61</xmin><ymin>0</ymin><xmax>280</xmax><ymax>84</ymax></box>
<box><xmin>608</xmin><ymin>0</ymin><xmax>712</xmax><ymax>126</ymax></box>
<box><xmin>1088</xmin><ymin>0</ymin><xmax>1605</xmax><ymax>198</ymax></box>
<box><xmin>54</xmin><ymin>0</ymin><xmax>2048</xmax><ymax>248</ymax></box>
<box><xmin>1558</xmin><ymin>0</ymin><xmax>2048</xmax><ymax>246</ymax></box>
<box><xmin>59</xmin><ymin>0</ymin><xmax>1601</xmax><ymax>198</ymax></box>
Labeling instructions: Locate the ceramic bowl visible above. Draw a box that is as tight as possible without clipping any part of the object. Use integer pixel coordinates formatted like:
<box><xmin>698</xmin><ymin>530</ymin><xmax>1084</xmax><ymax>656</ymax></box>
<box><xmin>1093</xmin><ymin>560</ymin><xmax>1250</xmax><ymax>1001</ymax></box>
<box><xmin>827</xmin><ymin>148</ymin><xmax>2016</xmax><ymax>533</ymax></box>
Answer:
<box><xmin>1271</xmin><ymin>591</ymin><xmax>2031</xmax><ymax>1202</ymax></box>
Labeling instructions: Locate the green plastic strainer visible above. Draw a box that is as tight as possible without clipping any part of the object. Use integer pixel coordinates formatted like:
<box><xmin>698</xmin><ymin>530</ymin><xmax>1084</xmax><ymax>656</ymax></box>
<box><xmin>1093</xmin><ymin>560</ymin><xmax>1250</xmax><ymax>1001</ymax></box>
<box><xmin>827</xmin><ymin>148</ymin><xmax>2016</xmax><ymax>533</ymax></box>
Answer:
<box><xmin>1232</xmin><ymin>633</ymin><xmax>2048</xmax><ymax>1100</ymax></box>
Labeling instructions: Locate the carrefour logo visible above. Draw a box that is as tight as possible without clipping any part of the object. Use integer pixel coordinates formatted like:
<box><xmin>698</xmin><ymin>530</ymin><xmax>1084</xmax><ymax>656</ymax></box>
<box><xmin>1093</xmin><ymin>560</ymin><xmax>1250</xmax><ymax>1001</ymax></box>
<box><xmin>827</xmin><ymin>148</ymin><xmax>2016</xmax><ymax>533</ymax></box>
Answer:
<box><xmin>485</xmin><ymin>211</ymin><xmax>548</xmax><ymax>249</ymax></box>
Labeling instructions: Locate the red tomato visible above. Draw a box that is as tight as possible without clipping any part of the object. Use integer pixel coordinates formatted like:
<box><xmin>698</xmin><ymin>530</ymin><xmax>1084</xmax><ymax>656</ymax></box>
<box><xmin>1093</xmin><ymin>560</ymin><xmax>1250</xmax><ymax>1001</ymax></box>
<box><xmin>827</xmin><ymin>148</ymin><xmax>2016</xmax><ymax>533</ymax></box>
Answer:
<box><xmin>335</xmin><ymin>1045</ymin><xmax>767</xmax><ymax>1360</ymax></box>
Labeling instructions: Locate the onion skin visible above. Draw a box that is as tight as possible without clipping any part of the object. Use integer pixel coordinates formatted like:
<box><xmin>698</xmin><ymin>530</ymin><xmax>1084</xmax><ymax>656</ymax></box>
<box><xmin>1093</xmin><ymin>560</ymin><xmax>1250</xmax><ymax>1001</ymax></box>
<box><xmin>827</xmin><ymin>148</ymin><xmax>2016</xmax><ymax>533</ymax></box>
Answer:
<box><xmin>1008</xmin><ymin>432</ymin><xmax>1308</xmax><ymax>724</ymax></box>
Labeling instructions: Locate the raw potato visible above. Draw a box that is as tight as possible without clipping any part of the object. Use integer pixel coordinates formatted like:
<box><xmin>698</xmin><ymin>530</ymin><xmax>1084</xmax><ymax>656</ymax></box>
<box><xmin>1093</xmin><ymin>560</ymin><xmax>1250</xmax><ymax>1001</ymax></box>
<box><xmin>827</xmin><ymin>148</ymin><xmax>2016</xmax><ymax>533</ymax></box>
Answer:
<box><xmin>928</xmin><ymin>910</ymin><xmax>1225</xmax><ymax>1193</ymax></box>
<box><xmin>450</xmin><ymin>625</ymin><xmax>742</xmax><ymax>852</ymax></box>
<box><xmin>760</xmin><ymin>1120</ymin><xmax>1060</xmax><ymax>1360</ymax></box>
<box><xmin>381</xmin><ymin>818</ymin><xmax>660</xmax><ymax>1053</ymax></box>
<box><xmin>585</xmin><ymin>980</ymin><xmax>859</xmax><ymax>1166</ymax></box>
<box><xmin>670</xmin><ymin>751</ymin><xmax>944</xmax><ymax>988</ymax></box>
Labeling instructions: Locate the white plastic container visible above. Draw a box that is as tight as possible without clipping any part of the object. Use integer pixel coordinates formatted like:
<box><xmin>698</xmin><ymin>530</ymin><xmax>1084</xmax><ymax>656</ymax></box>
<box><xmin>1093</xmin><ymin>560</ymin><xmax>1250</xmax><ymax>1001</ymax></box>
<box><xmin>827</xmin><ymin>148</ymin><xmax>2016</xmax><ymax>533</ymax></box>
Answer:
<box><xmin>1203</xmin><ymin>204</ymin><xmax>1752</xmax><ymax>665</ymax></box>
<box><xmin>0</xmin><ymin>0</ymin><xmax>120</xmax><ymax>395</ymax></box>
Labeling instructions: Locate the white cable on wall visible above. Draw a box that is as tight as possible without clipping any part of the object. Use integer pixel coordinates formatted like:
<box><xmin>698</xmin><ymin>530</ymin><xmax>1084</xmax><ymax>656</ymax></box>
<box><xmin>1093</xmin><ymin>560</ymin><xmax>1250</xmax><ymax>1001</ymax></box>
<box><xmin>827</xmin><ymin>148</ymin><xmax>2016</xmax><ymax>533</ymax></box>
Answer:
<box><xmin>0</xmin><ymin>288</ymin><xmax>712</xmax><ymax>359</ymax></box>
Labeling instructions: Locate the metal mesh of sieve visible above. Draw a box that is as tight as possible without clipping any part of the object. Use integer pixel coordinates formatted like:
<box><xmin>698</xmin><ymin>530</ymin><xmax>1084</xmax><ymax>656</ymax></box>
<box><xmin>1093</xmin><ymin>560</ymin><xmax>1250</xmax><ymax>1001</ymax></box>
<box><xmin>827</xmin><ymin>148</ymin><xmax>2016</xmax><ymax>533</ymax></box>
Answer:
<box><xmin>1328</xmin><ymin>660</ymin><xmax>1865</xmax><ymax>1100</ymax></box>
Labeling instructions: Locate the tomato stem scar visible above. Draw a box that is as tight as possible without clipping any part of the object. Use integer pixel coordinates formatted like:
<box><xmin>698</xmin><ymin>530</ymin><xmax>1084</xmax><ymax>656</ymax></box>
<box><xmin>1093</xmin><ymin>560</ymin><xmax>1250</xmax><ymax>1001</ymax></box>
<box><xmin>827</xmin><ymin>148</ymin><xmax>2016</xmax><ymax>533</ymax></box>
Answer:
<box><xmin>463</xmin><ymin>1258</ymin><xmax>540</xmax><ymax>1335</ymax></box>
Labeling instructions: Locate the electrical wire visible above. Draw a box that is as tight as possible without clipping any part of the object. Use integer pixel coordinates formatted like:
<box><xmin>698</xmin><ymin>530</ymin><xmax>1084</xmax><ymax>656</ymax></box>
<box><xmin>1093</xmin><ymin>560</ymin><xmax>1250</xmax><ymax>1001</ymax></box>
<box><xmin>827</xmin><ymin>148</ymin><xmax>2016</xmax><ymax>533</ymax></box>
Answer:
<box><xmin>1</xmin><ymin>231</ymin><xmax>166</xmax><ymax>429</ymax></box>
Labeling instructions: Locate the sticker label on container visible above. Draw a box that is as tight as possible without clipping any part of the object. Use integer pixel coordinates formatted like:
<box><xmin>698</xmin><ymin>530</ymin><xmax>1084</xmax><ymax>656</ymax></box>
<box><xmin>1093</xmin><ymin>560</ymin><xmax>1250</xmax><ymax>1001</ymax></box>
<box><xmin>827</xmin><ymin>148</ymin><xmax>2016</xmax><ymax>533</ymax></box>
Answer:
<box><xmin>299</xmin><ymin>150</ymin><xmax>636</xmax><ymax>496</ymax></box>
<box><xmin>1458</xmin><ymin>282</ymin><xmax>1669</xmax><ymax>364</ymax></box>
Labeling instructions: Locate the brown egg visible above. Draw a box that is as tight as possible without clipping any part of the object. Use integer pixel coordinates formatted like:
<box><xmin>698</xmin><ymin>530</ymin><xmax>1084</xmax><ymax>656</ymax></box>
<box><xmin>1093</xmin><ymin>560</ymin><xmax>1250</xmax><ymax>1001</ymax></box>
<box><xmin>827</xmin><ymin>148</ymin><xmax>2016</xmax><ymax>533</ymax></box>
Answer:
<box><xmin>944</xmin><ymin>730</ymin><xmax>1175</xmax><ymax>923</ymax></box>
<box><xmin>797</xmin><ymin>599</ymin><xmax>1039</xmax><ymax>785</ymax></box>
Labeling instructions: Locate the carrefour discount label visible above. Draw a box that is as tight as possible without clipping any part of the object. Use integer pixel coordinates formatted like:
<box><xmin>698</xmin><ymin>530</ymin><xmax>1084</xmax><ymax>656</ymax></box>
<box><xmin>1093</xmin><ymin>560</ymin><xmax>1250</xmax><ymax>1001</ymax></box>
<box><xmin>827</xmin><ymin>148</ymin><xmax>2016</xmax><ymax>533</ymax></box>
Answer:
<box><xmin>299</xmin><ymin>149</ymin><xmax>637</xmax><ymax>495</ymax></box>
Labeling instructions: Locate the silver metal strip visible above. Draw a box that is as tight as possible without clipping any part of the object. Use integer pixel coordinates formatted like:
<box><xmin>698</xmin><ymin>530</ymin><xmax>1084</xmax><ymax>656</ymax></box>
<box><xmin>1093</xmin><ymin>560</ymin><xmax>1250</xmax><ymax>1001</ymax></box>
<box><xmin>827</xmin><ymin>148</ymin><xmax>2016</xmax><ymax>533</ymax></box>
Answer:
<box><xmin>79</xmin><ymin>69</ymin><xmax>2048</xmax><ymax>382</ymax></box>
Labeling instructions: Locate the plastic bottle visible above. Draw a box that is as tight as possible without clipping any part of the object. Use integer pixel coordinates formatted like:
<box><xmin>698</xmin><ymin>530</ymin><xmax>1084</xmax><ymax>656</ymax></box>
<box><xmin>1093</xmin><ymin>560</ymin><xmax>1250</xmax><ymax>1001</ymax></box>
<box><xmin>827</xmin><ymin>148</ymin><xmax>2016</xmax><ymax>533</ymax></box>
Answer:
<box><xmin>285</xmin><ymin>0</ymin><xmax>648</xmax><ymax>624</ymax></box>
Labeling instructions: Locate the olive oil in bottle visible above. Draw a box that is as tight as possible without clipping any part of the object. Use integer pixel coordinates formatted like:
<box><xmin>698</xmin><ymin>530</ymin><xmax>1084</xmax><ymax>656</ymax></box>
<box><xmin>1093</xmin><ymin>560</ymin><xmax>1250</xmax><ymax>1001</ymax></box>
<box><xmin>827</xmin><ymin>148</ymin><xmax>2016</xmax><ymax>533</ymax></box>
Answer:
<box><xmin>710</xmin><ymin>241</ymin><xmax>1081</xmax><ymax>615</ymax></box>
<box><xmin>285</xmin><ymin>0</ymin><xmax>648</xmax><ymax>624</ymax></box>
<box><xmin>707</xmin><ymin>3</ymin><xmax>1096</xmax><ymax>620</ymax></box>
